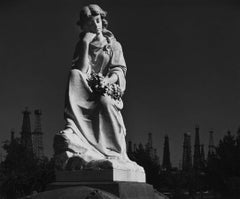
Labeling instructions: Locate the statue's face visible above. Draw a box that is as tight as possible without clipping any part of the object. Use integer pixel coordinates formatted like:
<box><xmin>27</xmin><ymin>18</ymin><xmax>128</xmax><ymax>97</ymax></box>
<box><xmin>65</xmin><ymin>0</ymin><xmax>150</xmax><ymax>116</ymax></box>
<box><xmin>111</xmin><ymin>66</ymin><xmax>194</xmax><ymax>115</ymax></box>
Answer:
<box><xmin>83</xmin><ymin>14</ymin><xmax>103</xmax><ymax>34</ymax></box>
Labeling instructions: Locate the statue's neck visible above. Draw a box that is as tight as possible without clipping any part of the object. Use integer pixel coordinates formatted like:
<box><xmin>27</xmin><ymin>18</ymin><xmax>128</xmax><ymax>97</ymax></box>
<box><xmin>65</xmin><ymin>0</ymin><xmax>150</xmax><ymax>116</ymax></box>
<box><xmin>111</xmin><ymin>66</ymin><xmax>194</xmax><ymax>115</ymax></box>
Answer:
<box><xmin>95</xmin><ymin>32</ymin><xmax>105</xmax><ymax>42</ymax></box>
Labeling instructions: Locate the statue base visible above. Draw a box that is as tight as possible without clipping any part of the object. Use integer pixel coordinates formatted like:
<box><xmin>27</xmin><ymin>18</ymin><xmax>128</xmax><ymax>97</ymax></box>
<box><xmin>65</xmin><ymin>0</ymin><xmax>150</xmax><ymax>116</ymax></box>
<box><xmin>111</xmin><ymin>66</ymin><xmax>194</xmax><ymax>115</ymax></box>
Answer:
<box><xmin>46</xmin><ymin>182</ymin><xmax>166</xmax><ymax>199</ymax></box>
<box><xmin>55</xmin><ymin>168</ymin><xmax>146</xmax><ymax>183</ymax></box>
<box><xmin>42</xmin><ymin>170</ymin><xmax>167</xmax><ymax>199</ymax></box>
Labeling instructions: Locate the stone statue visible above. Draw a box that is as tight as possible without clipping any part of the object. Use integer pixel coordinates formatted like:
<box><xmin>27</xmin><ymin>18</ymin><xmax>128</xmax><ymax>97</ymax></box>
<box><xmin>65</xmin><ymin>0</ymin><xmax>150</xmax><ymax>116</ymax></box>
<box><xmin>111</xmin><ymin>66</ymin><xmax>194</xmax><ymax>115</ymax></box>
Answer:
<box><xmin>53</xmin><ymin>4</ymin><xmax>144</xmax><ymax>174</ymax></box>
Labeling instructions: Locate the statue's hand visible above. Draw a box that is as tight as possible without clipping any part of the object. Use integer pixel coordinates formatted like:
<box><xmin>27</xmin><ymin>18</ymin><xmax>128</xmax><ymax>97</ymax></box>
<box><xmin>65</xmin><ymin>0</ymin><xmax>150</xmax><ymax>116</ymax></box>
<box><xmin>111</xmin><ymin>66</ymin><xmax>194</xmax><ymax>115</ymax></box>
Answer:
<box><xmin>83</xmin><ymin>32</ymin><xmax>96</xmax><ymax>44</ymax></box>
<box><xmin>99</xmin><ymin>76</ymin><xmax>110</xmax><ymax>88</ymax></box>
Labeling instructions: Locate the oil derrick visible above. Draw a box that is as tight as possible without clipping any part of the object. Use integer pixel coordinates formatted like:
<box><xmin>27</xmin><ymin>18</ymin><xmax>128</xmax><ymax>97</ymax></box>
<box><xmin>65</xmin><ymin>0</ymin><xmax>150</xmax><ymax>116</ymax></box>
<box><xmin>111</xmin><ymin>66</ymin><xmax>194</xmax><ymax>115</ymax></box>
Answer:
<box><xmin>10</xmin><ymin>129</ymin><xmax>15</xmax><ymax>143</ymax></box>
<box><xmin>20</xmin><ymin>107</ymin><xmax>33</xmax><ymax>152</ymax></box>
<box><xmin>162</xmin><ymin>135</ymin><xmax>171</xmax><ymax>171</ymax></box>
<box><xmin>182</xmin><ymin>133</ymin><xmax>192</xmax><ymax>171</ymax></box>
<box><xmin>127</xmin><ymin>141</ymin><xmax>135</xmax><ymax>160</ymax></box>
<box><xmin>208</xmin><ymin>130</ymin><xmax>215</xmax><ymax>161</ymax></box>
<box><xmin>153</xmin><ymin>148</ymin><xmax>160</xmax><ymax>165</ymax></box>
<box><xmin>128</xmin><ymin>141</ymin><xmax>133</xmax><ymax>154</ymax></box>
<box><xmin>146</xmin><ymin>132</ymin><xmax>154</xmax><ymax>158</ymax></box>
<box><xmin>32</xmin><ymin>109</ymin><xmax>44</xmax><ymax>159</ymax></box>
<box><xmin>133</xmin><ymin>143</ymin><xmax>137</xmax><ymax>152</ymax></box>
<box><xmin>147</xmin><ymin>132</ymin><xmax>153</xmax><ymax>148</ymax></box>
<box><xmin>193</xmin><ymin>125</ymin><xmax>201</xmax><ymax>170</ymax></box>
<box><xmin>236</xmin><ymin>127</ymin><xmax>240</xmax><ymax>146</ymax></box>
<box><xmin>200</xmin><ymin>144</ymin><xmax>205</xmax><ymax>169</ymax></box>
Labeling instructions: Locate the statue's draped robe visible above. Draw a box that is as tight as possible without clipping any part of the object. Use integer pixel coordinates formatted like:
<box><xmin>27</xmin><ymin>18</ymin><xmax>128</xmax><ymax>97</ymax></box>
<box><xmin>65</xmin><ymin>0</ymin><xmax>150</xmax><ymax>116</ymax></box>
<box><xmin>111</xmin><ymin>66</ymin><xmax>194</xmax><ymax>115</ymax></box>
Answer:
<box><xmin>54</xmin><ymin>31</ymin><xmax>136</xmax><ymax>168</ymax></box>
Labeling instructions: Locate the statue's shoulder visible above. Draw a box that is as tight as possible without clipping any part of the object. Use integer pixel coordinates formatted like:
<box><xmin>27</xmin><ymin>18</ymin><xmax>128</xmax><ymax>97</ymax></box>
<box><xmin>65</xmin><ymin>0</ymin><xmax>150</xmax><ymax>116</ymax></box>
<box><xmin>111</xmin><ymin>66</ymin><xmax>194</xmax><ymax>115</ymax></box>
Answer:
<box><xmin>103</xmin><ymin>30</ymin><xmax>123</xmax><ymax>52</ymax></box>
<box><xmin>110</xmin><ymin>39</ymin><xmax>122</xmax><ymax>52</ymax></box>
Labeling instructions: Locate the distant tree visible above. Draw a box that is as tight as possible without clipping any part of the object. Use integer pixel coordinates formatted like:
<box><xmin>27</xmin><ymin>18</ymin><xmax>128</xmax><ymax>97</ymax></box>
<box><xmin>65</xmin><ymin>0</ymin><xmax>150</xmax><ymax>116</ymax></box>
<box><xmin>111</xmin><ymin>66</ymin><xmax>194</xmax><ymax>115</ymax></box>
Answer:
<box><xmin>130</xmin><ymin>143</ymin><xmax>161</xmax><ymax>189</ymax></box>
<box><xmin>206</xmin><ymin>131</ymin><xmax>240</xmax><ymax>197</ymax></box>
<box><xmin>217</xmin><ymin>131</ymin><xmax>238</xmax><ymax>177</ymax></box>
<box><xmin>0</xmin><ymin>137</ymin><xmax>55</xmax><ymax>199</ymax></box>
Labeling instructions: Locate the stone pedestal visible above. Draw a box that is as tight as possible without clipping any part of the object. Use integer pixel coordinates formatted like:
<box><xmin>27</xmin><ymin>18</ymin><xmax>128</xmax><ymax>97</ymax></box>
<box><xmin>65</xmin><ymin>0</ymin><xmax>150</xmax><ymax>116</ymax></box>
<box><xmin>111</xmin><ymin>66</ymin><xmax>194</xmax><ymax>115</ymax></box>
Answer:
<box><xmin>47</xmin><ymin>181</ymin><xmax>155</xmax><ymax>199</ymax></box>
<box><xmin>43</xmin><ymin>170</ymin><xmax>167</xmax><ymax>199</ymax></box>
<box><xmin>55</xmin><ymin>168</ymin><xmax>146</xmax><ymax>183</ymax></box>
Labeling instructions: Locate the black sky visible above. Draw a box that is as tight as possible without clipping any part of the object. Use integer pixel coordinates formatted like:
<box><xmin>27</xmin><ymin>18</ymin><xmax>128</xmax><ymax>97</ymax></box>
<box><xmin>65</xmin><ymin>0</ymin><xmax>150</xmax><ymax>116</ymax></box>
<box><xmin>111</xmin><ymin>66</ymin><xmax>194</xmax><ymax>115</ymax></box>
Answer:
<box><xmin>1</xmin><ymin>0</ymin><xmax>240</xmax><ymax>166</ymax></box>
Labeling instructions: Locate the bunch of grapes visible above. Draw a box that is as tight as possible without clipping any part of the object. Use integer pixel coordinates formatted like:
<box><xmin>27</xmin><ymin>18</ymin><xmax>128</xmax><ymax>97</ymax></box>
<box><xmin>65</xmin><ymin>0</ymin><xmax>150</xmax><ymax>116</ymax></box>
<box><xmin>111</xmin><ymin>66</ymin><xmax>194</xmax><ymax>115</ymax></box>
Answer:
<box><xmin>88</xmin><ymin>72</ymin><xmax>123</xmax><ymax>100</ymax></box>
<box><xmin>105</xmin><ymin>84</ymin><xmax>122</xmax><ymax>100</ymax></box>
<box><xmin>88</xmin><ymin>72</ymin><xmax>106</xmax><ymax>95</ymax></box>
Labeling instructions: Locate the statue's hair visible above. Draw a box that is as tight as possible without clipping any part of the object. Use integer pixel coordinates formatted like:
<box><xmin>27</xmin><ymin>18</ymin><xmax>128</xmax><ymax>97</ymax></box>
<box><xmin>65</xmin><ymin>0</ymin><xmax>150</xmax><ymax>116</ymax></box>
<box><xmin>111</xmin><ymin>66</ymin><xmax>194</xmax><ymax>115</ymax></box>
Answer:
<box><xmin>76</xmin><ymin>4</ymin><xmax>108</xmax><ymax>30</ymax></box>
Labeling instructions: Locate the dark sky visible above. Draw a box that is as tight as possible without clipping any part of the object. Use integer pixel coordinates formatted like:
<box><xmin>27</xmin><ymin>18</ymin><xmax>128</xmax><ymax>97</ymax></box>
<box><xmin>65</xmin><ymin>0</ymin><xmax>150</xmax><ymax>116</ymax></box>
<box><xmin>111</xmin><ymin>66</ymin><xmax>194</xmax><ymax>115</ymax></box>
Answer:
<box><xmin>1</xmin><ymin>0</ymin><xmax>240</xmax><ymax>166</ymax></box>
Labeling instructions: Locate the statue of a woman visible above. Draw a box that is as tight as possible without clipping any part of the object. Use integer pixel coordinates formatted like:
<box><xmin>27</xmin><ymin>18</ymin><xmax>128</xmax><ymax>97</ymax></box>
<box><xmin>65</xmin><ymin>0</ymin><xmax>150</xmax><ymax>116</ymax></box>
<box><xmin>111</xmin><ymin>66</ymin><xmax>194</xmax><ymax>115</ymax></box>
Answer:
<box><xmin>54</xmin><ymin>4</ymin><xmax>143</xmax><ymax>173</ymax></box>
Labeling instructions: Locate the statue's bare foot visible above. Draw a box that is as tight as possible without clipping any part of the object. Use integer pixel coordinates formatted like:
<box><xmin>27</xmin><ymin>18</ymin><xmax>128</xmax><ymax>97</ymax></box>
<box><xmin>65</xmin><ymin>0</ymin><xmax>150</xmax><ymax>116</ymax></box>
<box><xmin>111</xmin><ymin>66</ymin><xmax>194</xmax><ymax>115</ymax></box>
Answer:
<box><xmin>54</xmin><ymin>151</ymin><xmax>74</xmax><ymax>170</ymax></box>
<box><xmin>86</xmin><ymin>159</ymin><xmax>113</xmax><ymax>170</ymax></box>
<box><xmin>65</xmin><ymin>156</ymin><xmax>87</xmax><ymax>170</ymax></box>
